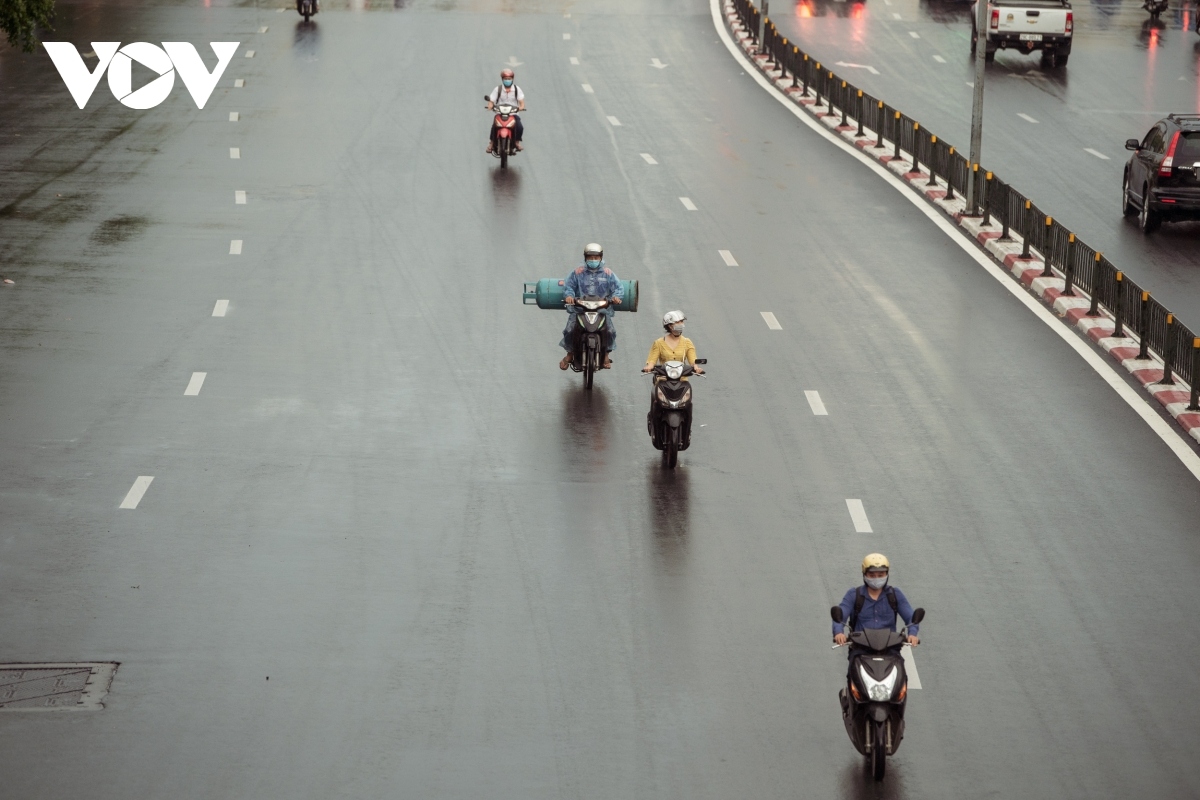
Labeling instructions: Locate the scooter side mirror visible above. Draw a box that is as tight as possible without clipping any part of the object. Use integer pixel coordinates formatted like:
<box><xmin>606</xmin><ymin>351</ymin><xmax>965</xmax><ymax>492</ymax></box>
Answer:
<box><xmin>1125</xmin><ymin>139</ymin><xmax>1141</xmax><ymax>151</ymax></box>
<box><xmin>695</xmin><ymin>358</ymin><xmax>708</xmax><ymax>364</ymax></box>
<box><xmin>910</xmin><ymin>608</ymin><xmax>925</xmax><ymax>625</ymax></box>
<box><xmin>830</xmin><ymin>606</ymin><xmax>844</xmax><ymax>624</ymax></box>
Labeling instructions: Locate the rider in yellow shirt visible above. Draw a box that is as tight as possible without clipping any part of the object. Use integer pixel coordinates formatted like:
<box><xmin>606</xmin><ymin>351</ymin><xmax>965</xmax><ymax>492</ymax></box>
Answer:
<box><xmin>642</xmin><ymin>310</ymin><xmax>705</xmax><ymax>376</ymax></box>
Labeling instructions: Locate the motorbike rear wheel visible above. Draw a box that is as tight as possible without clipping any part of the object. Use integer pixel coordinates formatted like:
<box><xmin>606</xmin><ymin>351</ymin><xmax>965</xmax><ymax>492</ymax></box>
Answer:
<box><xmin>871</xmin><ymin>721</ymin><xmax>887</xmax><ymax>781</ymax></box>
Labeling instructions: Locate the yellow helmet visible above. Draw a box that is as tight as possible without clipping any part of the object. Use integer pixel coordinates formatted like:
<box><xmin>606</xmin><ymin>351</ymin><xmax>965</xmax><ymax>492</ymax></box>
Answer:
<box><xmin>861</xmin><ymin>553</ymin><xmax>890</xmax><ymax>574</ymax></box>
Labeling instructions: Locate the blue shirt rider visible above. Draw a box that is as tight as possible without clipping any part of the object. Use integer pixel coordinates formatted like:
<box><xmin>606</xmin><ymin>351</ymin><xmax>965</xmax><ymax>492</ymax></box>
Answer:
<box><xmin>833</xmin><ymin>553</ymin><xmax>920</xmax><ymax>680</ymax></box>
<box><xmin>559</xmin><ymin>242</ymin><xmax>624</xmax><ymax>370</ymax></box>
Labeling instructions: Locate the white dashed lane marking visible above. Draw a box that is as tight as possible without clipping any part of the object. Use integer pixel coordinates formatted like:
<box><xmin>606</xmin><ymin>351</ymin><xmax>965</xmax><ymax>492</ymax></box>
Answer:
<box><xmin>563</xmin><ymin>33</ymin><xmax>571</xmax><ymax>40</ymax></box>
<box><xmin>804</xmin><ymin>390</ymin><xmax>828</xmax><ymax>415</ymax></box>
<box><xmin>1085</xmin><ymin>148</ymin><xmax>1110</xmax><ymax>160</ymax></box>
<box><xmin>760</xmin><ymin>311</ymin><xmax>782</xmax><ymax>330</ymax></box>
<box><xmin>229</xmin><ymin>112</ymin><xmax>239</xmax><ymax>122</ymax></box>
<box><xmin>1018</xmin><ymin>113</ymin><xmax>1039</xmax><ymax>124</ymax></box>
<box><xmin>846</xmin><ymin>499</ymin><xmax>873</xmax><ymax>532</ymax></box>
<box><xmin>184</xmin><ymin>372</ymin><xmax>207</xmax><ymax>396</ymax></box>
<box><xmin>119</xmin><ymin>476</ymin><xmax>154</xmax><ymax>509</ymax></box>
<box><xmin>234</xmin><ymin>78</ymin><xmax>244</xmax><ymax>87</ymax></box>
<box><xmin>582</xmin><ymin>83</ymin><xmax>594</xmax><ymax>93</ymax></box>
<box><xmin>235</xmin><ymin>190</ymin><xmax>246</xmax><ymax>204</ymax></box>
<box><xmin>229</xmin><ymin>239</ymin><xmax>242</xmax><ymax>255</ymax></box>
<box><xmin>212</xmin><ymin>300</ymin><xmax>229</xmax><ymax>317</ymax></box>
<box><xmin>933</xmin><ymin>54</ymin><xmax>946</xmax><ymax>63</ymax></box>
<box><xmin>679</xmin><ymin>197</ymin><xmax>697</xmax><ymax>211</ymax></box>
<box><xmin>903</xmin><ymin>647</ymin><xmax>923</xmax><ymax>689</ymax></box>
<box><xmin>908</xmin><ymin>31</ymin><xmax>920</xmax><ymax>38</ymax></box>
<box><xmin>607</xmin><ymin>116</ymin><xmax>622</xmax><ymax>126</ymax></box>
<box><xmin>258</xmin><ymin>25</ymin><xmax>268</xmax><ymax>33</ymax></box>
<box><xmin>245</xmin><ymin>50</ymin><xmax>255</xmax><ymax>58</ymax></box>
<box><xmin>230</xmin><ymin>147</ymin><xmax>240</xmax><ymax>159</ymax></box>
<box><xmin>718</xmin><ymin>249</ymin><xmax>738</xmax><ymax>266</ymax></box>
<box><xmin>640</xmin><ymin>153</ymin><xmax>658</xmax><ymax>164</ymax></box>
<box><xmin>892</xmin><ymin>12</ymin><xmax>901</xmax><ymax>18</ymax></box>
<box><xmin>570</xmin><ymin>56</ymin><xmax>579</xmax><ymax>65</ymax></box>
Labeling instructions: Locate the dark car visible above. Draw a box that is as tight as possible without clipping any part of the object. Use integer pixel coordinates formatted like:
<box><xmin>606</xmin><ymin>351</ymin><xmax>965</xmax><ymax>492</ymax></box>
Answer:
<box><xmin>1123</xmin><ymin>114</ymin><xmax>1200</xmax><ymax>233</ymax></box>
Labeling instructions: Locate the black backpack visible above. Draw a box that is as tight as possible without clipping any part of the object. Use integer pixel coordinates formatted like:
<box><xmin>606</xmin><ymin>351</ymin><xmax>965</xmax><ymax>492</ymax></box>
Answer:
<box><xmin>848</xmin><ymin>585</ymin><xmax>898</xmax><ymax>631</ymax></box>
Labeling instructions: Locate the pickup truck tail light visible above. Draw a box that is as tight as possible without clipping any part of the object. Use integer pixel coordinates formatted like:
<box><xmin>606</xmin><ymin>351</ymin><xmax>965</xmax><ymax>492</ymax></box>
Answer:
<box><xmin>1065</xmin><ymin>11</ymin><xmax>1073</xmax><ymax>33</ymax></box>
<box><xmin>990</xmin><ymin>8</ymin><xmax>999</xmax><ymax>29</ymax></box>
<box><xmin>1160</xmin><ymin>131</ymin><xmax>1181</xmax><ymax>176</ymax></box>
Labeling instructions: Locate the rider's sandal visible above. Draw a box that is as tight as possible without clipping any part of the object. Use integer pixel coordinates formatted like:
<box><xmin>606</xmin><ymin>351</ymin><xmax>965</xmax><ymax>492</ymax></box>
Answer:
<box><xmin>559</xmin><ymin>355</ymin><xmax>571</xmax><ymax>370</ymax></box>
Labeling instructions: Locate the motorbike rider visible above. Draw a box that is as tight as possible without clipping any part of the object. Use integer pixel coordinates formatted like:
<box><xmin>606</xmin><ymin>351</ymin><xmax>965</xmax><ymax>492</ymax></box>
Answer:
<box><xmin>486</xmin><ymin>68</ymin><xmax>525</xmax><ymax>153</ymax></box>
<box><xmin>642</xmin><ymin>311</ymin><xmax>705</xmax><ymax>375</ymax></box>
<box><xmin>833</xmin><ymin>554</ymin><xmax>920</xmax><ymax>656</ymax></box>
<box><xmin>559</xmin><ymin>243</ymin><xmax>623</xmax><ymax>370</ymax></box>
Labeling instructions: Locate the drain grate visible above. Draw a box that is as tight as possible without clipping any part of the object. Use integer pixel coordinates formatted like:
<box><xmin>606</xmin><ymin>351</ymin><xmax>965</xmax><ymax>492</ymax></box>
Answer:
<box><xmin>0</xmin><ymin>663</ymin><xmax>118</xmax><ymax>711</ymax></box>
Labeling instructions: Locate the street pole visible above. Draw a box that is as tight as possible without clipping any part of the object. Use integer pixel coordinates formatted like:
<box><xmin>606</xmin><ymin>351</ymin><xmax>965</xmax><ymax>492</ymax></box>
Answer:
<box><xmin>967</xmin><ymin>0</ymin><xmax>988</xmax><ymax>214</ymax></box>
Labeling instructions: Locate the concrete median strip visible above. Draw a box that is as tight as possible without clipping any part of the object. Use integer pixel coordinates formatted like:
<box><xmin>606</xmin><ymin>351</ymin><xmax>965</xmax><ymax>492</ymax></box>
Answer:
<box><xmin>717</xmin><ymin>0</ymin><xmax>1200</xmax><ymax>476</ymax></box>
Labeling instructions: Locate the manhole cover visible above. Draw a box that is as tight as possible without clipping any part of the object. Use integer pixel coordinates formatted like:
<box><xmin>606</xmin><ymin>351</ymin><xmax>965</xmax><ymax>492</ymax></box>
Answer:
<box><xmin>0</xmin><ymin>663</ymin><xmax>118</xmax><ymax>711</ymax></box>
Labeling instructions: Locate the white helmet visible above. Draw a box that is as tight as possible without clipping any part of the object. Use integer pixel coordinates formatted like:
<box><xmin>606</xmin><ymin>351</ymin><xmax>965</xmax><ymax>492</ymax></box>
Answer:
<box><xmin>584</xmin><ymin>242</ymin><xmax>604</xmax><ymax>259</ymax></box>
<box><xmin>662</xmin><ymin>310</ymin><xmax>685</xmax><ymax>330</ymax></box>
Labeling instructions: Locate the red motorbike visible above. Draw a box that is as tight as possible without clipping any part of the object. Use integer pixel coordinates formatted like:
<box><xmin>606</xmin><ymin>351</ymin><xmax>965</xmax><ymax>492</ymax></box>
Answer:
<box><xmin>485</xmin><ymin>98</ymin><xmax>522</xmax><ymax>169</ymax></box>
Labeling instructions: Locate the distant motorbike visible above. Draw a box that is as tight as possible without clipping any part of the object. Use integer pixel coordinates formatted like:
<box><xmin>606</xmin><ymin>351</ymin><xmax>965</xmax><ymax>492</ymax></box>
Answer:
<box><xmin>645</xmin><ymin>359</ymin><xmax>706</xmax><ymax>468</ymax></box>
<box><xmin>297</xmin><ymin>0</ymin><xmax>317</xmax><ymax>20</ymax></box>
<box><xmin>566</xmin><ymin>296</ymin><xmax>611</xmax><ymax>390</ymax></box>
<box><xmin>485</xmin><ymin>98</ymin><xmax>522</xmax><ymax>169</ymax></box>
<box><xmin>1143</xmin><ymin>0</ymin><xmax>1167</xmax><ymax>17</ymax></box>
<box><xmin>830</xmin><ymin>605</ymin><xmax>926</xmax><ymax>781</ymax></box>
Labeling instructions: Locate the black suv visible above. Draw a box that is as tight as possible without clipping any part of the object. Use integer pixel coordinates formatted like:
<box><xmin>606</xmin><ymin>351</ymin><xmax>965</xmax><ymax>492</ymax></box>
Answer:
<box><xmin>1124</xmin><ymin>114</ymin><xmax>1200</xmax><ymax>233</ymax></box>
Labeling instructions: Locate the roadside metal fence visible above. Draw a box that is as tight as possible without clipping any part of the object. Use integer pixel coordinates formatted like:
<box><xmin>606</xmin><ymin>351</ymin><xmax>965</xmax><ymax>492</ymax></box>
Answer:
<box><xmin>730</xmin><ymin>0</ymin><xmax>1200</xmax><ymax>409</ymax></box>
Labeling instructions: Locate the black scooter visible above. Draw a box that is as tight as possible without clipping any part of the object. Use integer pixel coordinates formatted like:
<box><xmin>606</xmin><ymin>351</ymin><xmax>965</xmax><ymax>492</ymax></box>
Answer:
<box><xmin>297</xmin><ymin>0</ymin><xmax>317</xmax><ymax>20</ymax></box>
<box><xmin>1143</xmin><ymin>0</ymin><xmax>1168</xmax><ymax>18</ymax></box>
<box><xmin>566</xmin><ymin>296</ymin><xmax>611</xmax><ymax>390</ymax></box>
<box><xmin>830</xmin><ymin>605</ymin><xmax>926</xmax><ymax>781</ymax></box>
<box><xmin>645</xmin><ymin>359</ymin><xmax>706</xmax><ymax>468</ymax></box>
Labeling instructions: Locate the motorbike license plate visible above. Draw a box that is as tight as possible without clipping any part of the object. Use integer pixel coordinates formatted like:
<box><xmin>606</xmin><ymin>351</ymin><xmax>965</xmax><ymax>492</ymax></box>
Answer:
<box><xmin>1019</xmin><ymin>33</ymin><xmax>1043</xmax><ymax>41</ymax></box>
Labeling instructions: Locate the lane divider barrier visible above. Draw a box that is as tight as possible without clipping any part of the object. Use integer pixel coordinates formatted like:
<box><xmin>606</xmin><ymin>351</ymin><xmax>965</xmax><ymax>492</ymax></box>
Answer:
<box><xmin>725</xmin><ymin>0</ymin><xmax>1200</xmax><ymax>443</ymax></box>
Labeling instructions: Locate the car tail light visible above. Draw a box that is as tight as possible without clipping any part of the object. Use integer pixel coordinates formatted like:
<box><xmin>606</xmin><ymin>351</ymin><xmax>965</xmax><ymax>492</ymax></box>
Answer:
<box><xmin>1065</xmin><ymin>11</ymin><xmax>1073</xmax><ymax>32</ymax></box>
<box><xmin>1160</xmin><ymin>131</ymin><xmax>1181</xmax><ymax>176</ymax></box>
<box><xmin>990</xmin><ymin>8</ymin><xmax>999</xmax><ymax>28</ymax></box>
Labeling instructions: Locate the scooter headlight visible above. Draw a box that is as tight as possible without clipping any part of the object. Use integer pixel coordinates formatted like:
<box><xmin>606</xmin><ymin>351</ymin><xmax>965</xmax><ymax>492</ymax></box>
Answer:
<box><xmin>859</xmin><ymin>665</ymin><xmax>898</xmax><ymax>702</ymax></box>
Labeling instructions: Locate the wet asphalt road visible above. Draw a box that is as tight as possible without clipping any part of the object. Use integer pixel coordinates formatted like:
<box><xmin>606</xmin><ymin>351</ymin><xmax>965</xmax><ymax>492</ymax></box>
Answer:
<box><xmin>772</xmin><ymin>0</ymin><xmax>1200</xmax><ymax>323</ymax></box>
<box><xmin>0</xmin><ymin>0</ymin><xmax>1199</xmax><ymax>797</ymax></box>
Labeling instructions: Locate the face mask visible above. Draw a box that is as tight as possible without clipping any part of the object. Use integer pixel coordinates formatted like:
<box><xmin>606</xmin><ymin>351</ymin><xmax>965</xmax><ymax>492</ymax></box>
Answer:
<box><xmin>503</xmin><ymin>79</ymin><xmax>513</xmax><ymax>87</ymax></box>
<box><xmin>585</xmin><ymin>259</ymin><xmax>601</xmax><ymax>269</ymax></box>
<box><xmin>670</xmin><ymin>325</ymin><xmax>684</xmax><ymax>335</ymax></box>
<box><xmin>864</xmin><ymin>576</ymin><xmax>888</xmax><ymax>590</ymax></box>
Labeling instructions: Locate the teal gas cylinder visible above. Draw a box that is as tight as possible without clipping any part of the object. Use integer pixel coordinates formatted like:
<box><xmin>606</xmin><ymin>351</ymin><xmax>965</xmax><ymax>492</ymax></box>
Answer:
<box><xmin>523</xmin><ymin>278</ymin><xmax>639</xmax><ymax>312</ymax></box>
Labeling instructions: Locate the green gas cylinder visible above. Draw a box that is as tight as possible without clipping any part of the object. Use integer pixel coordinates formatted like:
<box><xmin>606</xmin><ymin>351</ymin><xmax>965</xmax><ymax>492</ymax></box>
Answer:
<box><xmin>522</xmin><ymin>278</ymin><xmax>639</xmax><ymax>312</ymax></box>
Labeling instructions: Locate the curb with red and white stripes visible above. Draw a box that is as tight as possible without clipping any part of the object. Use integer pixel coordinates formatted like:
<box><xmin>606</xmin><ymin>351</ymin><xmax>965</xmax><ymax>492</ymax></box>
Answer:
<box><xmin>721</xmin><ymin>0</ymin><xmax>1200</xmax><ymax>447</ymax></box>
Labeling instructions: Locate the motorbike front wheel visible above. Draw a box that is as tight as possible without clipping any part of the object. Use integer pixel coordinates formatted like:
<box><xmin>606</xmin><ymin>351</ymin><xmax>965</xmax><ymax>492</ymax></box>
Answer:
<box><xmin>664</xmin><ymin>427</ymin><xmax>679</xmax><ymax>468</ymax></box>
<box><xmin>871</xmin><ymin>721</ymin><xmax>887</xmax><ymax>781</ymax></box>
<box><xmin>583</xmin><ymin>347</ymin><xmax>595</xmax><ymax>390</ymax></box>
<box><xmin>500</xmin><ymin>140</ymin><xmax>508</xmax><ymax>169</ymax></box>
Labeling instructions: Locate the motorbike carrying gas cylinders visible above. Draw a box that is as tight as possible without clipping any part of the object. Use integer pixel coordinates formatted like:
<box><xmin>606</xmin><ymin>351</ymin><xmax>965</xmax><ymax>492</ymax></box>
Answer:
<box><xmin>522</xmin><ymin>279</ymin><xmax>639</xmax><ymax>311</ymax></box>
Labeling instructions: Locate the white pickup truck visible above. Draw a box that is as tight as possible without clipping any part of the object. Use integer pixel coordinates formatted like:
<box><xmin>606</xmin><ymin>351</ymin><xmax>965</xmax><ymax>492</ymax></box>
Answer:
<box><xmin>971</xmin><ymin>0</ymin><xmax>1073</xmax><ymax>67</ymax></box>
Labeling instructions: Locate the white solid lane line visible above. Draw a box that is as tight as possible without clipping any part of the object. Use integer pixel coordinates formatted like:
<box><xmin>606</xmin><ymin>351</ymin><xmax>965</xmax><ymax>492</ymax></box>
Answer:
<box><xmin>235</xmin><ymin>190</ymin><xmax>246</xmax><ymax>204</ymax></box>
<box><xmin>563</xmin><ymin>33</ymin><xmax>571</xmax><ymax>39</ymax></box>
<box><xmin>245</xmin><ymin>50</ymin><xmax>255</xmax><ymax>58</ymax></box>
<box><xmin>679</xmin><ymin>197</ymin><xmax>697</xmax><ymax>211</ymax></box>
<box><xmin>212</xmin><ymin>300</ymin><xmax>229</xmax><ymax>317</ymax></box>
<box><xmin>119</xmin><ymin>476</ymin><xmax>154</xmax><ymax>509</ymax></box>
<box><xmin>1085</xmin><ymin>148</ymin><xmax>1111</xmax><ymax>160</ymax></box>
<box><xmin>230</xmin><ymin>147</ymin><xmax>240</xmax><ymax>159</ymax></box>
<box><xmin>640</xmin><ymin>153</ymin><xmax>658</xmax><ymax>164</ymax></box>
<box><xmin>607</xmin><ymin>116</ymin><xmax>622</xmax><ymax>126</ymax></box>
<box><xmin>1018</xmin><ymin>113</ymin><xmax>1039</xmax><ymax>124</ymax></box>
<box><xmin>570</xmin><ymin>56</ymin><xmax>579</xmax><ymax>65</ymax></box>
<box><xmin>908</xmin><ymin>31</ymin><xmax>920</xmax><ymax>38</ymax></box>
<box><xmin>234</xmin><ymin>78</ymin><xmax>244</xmax><ymax>88</ymax></box>
<box><xmin>804</xmin><ymin>390</ymin><xmax>828</xmax><ymax>415</ymax></box>
<box><xmin>933</xmin><ymin>54</ymin><xmax>946</xmax><ymax>63</ymax></box>
<box><xmin>760</xmin><ymin>311</ymin><xmax>783</xmax><ymax>330</ymax></box>
<box><xmin>846</xmin><ymin>499</ymin><xmax>873</xmax><ymax>532</ymax></box>
<box><xmin>902</xmin><ymin>646</ymin><xmax>923</xmax><ymax>689</ymax></box>
<box><xmin>582</xmin><ymin>83</ymin><xmax>594</xmax><ymax>93</ymax></box>
<box><xmin>229</xmin><ymin>112</ymin><xmax>239</xmax><ymax>122</ymax></box>
<box><xmin>184</xmin><ymin>372</ymin><xmax>207</xmax><ymax>396</ymax></box>
<box><xmin>718</xmin><ymin>249</ymin><xmax>738</xmax><ymax>266</ymax></box>
<box><xmin>229</xmin><ymin>239</ymin><xmax>242</xmax><ymax>255</ymax></box>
